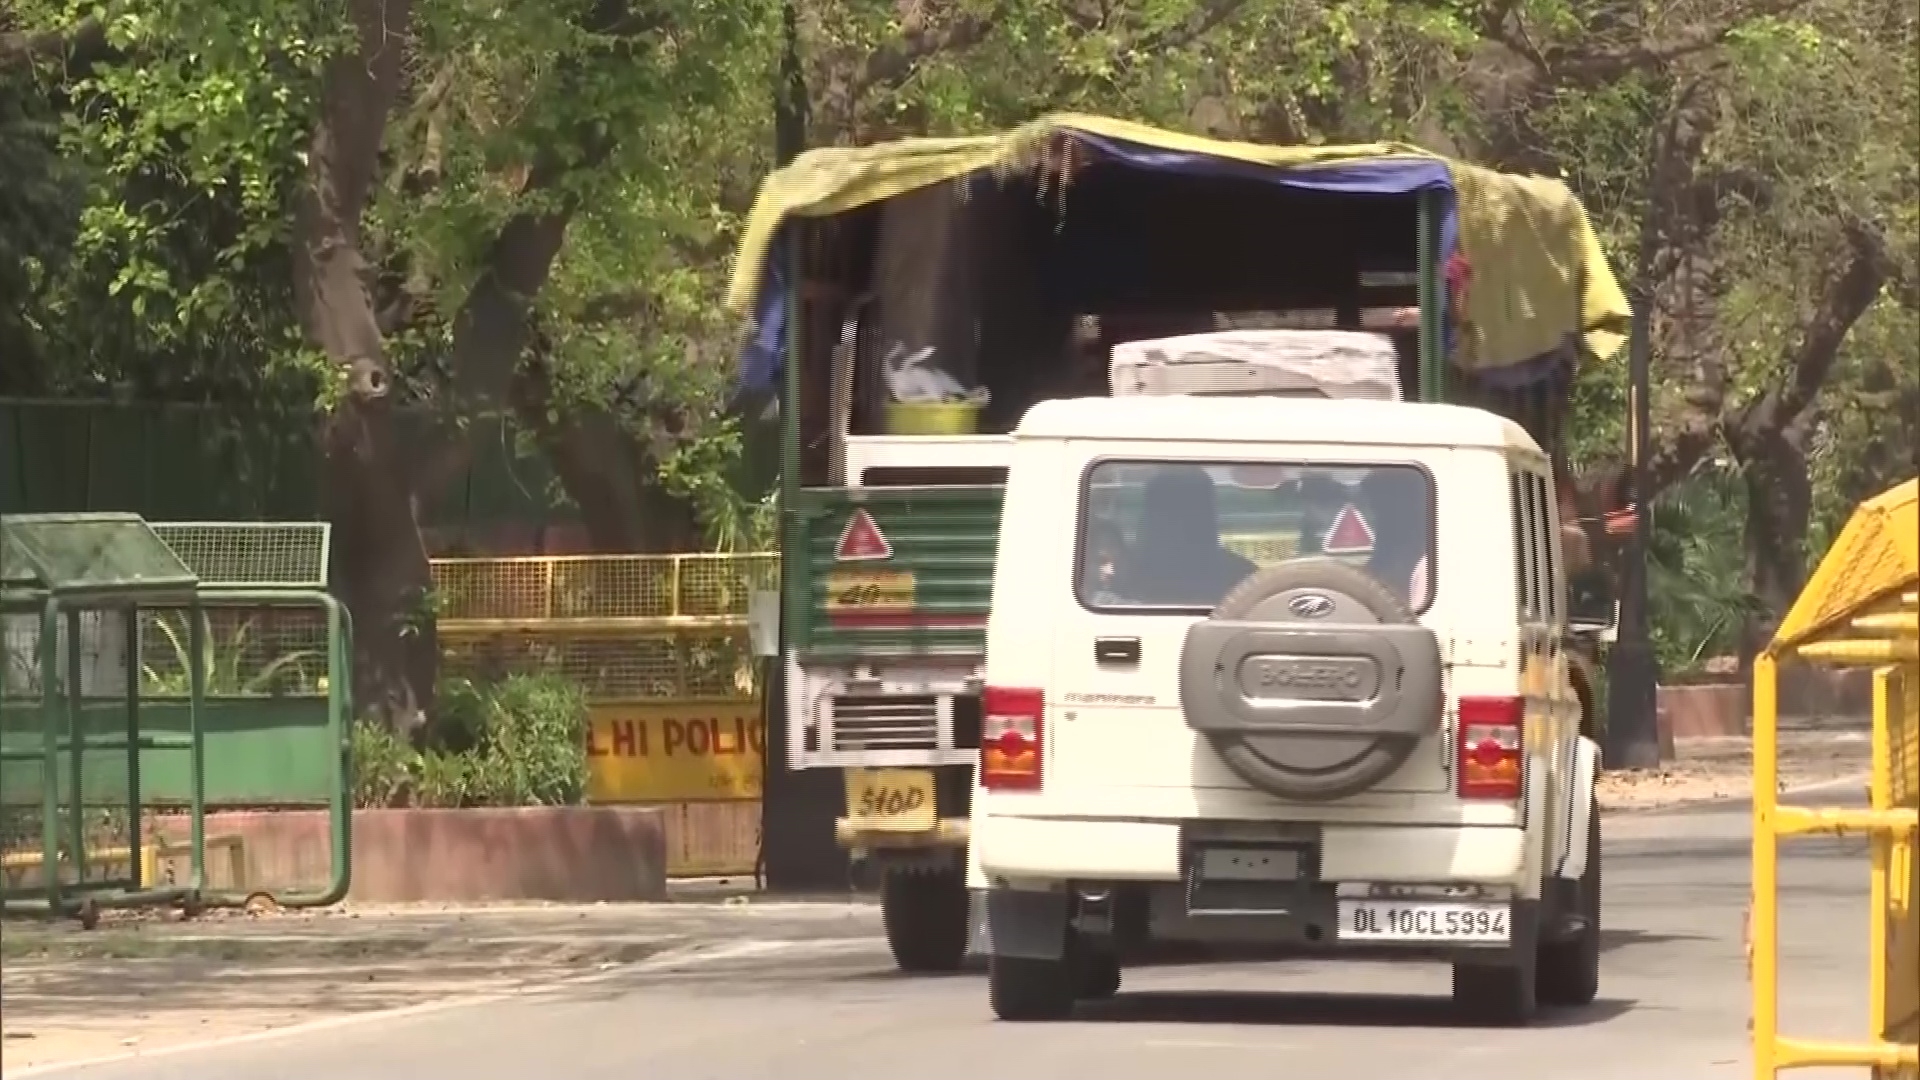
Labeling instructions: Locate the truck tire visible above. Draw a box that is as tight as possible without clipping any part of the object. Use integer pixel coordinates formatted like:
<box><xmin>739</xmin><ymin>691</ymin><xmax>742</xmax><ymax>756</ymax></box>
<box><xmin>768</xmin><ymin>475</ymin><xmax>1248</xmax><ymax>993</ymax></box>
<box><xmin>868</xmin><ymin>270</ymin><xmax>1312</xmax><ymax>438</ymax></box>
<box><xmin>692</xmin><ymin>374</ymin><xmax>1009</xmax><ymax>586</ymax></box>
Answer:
<box><xmin>1538</xmin><ymin>805</ymin><xmax>1601</xmax><ymax>1007</ymax></box>
<box><xmin>1180</xmin><ymin>558</ymin><xmax>1444</xmax><ymax>801</ymax></box>
<box><xmin>989</xmin><ymin>954</ymin><xmax>1076</xmax><ymax>1021</ymax></box>
<box><xmin>883</xmin><ymin>867</ymin><xmax>970</xmax><ymax>973</ymax></box>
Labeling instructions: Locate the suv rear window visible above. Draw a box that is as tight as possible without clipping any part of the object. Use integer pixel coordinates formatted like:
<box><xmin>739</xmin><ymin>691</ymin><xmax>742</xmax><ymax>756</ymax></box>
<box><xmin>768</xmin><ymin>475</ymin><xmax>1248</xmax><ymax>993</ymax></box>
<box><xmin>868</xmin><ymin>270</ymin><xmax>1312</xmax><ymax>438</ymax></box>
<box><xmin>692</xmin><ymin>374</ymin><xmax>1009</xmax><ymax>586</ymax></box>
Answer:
<box><xmin>1078</xmin><ymin>460</ymin><xmax>1435</xmax><ymax>614</ymax></box>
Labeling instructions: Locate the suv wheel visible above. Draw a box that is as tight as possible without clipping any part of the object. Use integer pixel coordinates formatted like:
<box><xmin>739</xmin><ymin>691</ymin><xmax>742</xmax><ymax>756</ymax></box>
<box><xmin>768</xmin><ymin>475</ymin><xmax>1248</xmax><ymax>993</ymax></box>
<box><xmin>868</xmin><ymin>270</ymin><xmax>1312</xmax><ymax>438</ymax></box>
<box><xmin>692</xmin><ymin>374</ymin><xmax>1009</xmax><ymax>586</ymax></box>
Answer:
<box><xmin>1539</xmin><ymin>804</ymin><xmax>1602</xmax><ymax>1007</ymax></box>
<box><xmin>990</xmin><ymin>953</ymin><xmax>1077</xmax><ymax>1021</ymax></box>
<box><xmin>1076</xmin><ymin>945</ymin><xmax>1122</xmax><ymax>1001</ymax></box>
<box><xmin>882</xmin><ymin>867</ymin><xmax>970</xmax><ymax>973</ymax></box>
<box><xmin>1452</xmin><ymin>907</ymin><xmax>1538</xmax><ymax>1026</ymax></box>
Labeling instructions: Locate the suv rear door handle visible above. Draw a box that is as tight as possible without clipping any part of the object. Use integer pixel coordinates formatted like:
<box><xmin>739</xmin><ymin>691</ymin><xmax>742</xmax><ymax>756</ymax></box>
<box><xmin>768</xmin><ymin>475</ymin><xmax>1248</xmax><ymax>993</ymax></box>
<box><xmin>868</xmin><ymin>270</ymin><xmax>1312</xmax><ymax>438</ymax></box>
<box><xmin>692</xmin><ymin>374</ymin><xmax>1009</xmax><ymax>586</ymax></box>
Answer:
<box><xmin>1095</xmin><ymin>637</ymin><xmax>1141</xmax><ymax>666</ymax></box>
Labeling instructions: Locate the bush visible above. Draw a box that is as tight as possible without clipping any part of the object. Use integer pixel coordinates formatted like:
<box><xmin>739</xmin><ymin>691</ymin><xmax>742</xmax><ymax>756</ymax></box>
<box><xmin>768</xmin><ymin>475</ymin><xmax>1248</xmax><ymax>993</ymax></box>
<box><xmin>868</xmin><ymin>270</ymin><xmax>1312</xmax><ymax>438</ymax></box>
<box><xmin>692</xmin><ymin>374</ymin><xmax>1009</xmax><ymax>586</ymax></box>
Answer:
<box><xmin>349</xmin><ymin>673</ymin><xmax>591</xmax><ymax>808</ymax></box>
<box><xmin>476</xmin><ymin>673</ymin><xmax>590</xmax><ymax>806</ymax></box>
<box><xmin>351</xmin><ymin>720</ymin><xmax>417</xmax><ymax>809</ymax></box>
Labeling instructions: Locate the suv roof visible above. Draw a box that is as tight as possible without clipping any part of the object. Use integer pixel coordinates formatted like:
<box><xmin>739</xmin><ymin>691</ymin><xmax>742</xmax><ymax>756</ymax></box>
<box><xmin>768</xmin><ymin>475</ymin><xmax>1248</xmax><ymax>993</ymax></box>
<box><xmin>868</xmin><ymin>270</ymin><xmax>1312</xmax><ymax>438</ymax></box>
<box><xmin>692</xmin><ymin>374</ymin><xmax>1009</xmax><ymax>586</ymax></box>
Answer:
<box><xmin>1016</xmin><ymin>396</ymin><xmax>1543</xmax><ymax>453</ymax></box>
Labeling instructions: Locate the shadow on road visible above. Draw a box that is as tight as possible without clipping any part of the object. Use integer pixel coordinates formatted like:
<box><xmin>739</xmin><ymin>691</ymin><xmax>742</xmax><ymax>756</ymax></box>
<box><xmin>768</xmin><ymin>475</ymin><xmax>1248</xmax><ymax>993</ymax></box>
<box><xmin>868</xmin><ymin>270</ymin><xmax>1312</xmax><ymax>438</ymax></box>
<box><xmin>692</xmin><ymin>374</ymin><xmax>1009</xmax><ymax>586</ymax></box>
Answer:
<box><xmin>1600</xmin><ymin>927</ymin><xmax>1706</xmax><ymax>953</ymax></box>
<box><xmin>1077</xmin><ymin>990</ymin><xmax>1636</xmax><ymax>1030</ymax></box>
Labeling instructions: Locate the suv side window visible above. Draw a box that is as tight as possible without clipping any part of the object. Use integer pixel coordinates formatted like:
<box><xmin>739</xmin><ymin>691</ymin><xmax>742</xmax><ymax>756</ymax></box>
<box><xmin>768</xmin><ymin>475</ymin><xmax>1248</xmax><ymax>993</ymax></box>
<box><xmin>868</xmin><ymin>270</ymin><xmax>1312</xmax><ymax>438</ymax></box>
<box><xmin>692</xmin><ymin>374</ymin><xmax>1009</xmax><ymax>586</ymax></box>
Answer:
<box><xmin>1510</xmin><ymin>472</ymin><xmax>1534</xmax><ymax>620</ymax></box>
<box><xmin>1525</xmin><ymin>472</ymin><xmax>1552</xmax><ymax>624</ymax></box>
<box><xmin>1537</xmin><ymin>472</ymin><xmax>1563</xmax><ymax>625</ymax></box>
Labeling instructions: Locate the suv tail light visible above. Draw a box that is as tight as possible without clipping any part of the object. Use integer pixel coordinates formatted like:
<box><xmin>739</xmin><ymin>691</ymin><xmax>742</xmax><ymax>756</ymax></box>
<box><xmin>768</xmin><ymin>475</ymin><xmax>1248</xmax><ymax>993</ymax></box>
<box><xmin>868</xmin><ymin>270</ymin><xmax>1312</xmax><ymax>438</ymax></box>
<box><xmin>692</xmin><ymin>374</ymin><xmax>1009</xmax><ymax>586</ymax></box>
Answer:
<box><xmin>981</xmin><ymin>686</ymin><xmax>1044</xmax><ymax>791</ymax></box>
<box><xmin>1457</xmin><ymin>695</ymin><xmax>1524</xmax><ymax>800</ymax></box>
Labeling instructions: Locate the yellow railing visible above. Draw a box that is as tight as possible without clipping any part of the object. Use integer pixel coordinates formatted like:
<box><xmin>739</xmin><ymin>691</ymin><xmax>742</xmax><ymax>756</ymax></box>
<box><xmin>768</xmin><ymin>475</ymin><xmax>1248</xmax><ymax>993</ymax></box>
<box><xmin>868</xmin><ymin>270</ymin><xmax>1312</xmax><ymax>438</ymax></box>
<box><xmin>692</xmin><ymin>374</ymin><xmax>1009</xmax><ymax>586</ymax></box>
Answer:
<box><xmin>429</xmin><ymin>553</ymin><xmax>775</xmax><ymax>877</ymax></box>
<box><xmin>432</xmin><ymin>552</ymin><xmax>777</xmax><ymax>700</ymax></box>
<box><xmin>1753</xmin><ymin>478</ymin><xmax>1919</xmax><ymax>1079</ymax></box>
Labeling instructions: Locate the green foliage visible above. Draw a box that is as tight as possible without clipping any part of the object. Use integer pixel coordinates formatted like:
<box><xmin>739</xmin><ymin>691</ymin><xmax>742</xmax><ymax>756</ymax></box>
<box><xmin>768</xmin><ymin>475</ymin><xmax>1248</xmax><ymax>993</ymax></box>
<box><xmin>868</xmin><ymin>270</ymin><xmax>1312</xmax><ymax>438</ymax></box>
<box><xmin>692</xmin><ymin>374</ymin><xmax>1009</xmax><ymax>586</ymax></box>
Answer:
<box><xmin>349</xmin><ymin>673</ymin><xmax>590</xmax><ymax>808</ymax></box>
<box><xmin>140</xmin><ymin>613</ymin><xmax>324</xmax><ymax>697</ymax></box>
<box><xmin>349</xmin><ymin>719</ymin><xmax>416</xmax><ymax>809</ymax></box>
<box><xmin>8</xmin><ymin>0</ymin><xmax>1913</xmax><ymax>675</ymax></box>
<box><xmin>1646</xmin><ymin>473</ymin><xmax>1761</xmax><ymax>673</ymax></box>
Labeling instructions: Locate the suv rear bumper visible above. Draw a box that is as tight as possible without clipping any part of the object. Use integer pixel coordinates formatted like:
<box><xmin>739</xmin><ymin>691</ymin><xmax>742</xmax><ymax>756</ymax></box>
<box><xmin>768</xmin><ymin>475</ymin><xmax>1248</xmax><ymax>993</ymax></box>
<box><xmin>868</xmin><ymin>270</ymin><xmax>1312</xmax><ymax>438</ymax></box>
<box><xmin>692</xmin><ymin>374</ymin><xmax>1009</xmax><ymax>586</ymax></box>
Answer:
<box><xmin>974</xmin><ymin>815</ymin><xmax>1527</xmax><ymax>886</ymax></box>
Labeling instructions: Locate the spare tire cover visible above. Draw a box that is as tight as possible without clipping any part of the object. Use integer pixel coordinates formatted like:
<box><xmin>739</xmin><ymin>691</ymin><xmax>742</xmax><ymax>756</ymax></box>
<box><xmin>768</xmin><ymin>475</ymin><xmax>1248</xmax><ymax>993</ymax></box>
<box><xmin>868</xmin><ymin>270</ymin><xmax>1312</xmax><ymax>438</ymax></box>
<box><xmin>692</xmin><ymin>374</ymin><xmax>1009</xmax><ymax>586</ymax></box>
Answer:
<box><xmin>1179</xmin><ymin>557</ymin><xmax>1443</xmax><ymax>802</ymax></box>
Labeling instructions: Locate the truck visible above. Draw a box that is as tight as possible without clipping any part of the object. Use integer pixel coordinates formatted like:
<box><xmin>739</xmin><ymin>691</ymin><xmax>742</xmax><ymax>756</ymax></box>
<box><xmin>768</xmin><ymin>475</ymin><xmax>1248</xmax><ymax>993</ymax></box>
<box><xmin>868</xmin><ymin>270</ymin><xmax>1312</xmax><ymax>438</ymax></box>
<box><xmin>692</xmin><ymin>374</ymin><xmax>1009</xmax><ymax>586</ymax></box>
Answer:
<box><xmin>725</xmin><ymin>113</ymin><xmax>1632</xmax><ymax>973</ymax></box>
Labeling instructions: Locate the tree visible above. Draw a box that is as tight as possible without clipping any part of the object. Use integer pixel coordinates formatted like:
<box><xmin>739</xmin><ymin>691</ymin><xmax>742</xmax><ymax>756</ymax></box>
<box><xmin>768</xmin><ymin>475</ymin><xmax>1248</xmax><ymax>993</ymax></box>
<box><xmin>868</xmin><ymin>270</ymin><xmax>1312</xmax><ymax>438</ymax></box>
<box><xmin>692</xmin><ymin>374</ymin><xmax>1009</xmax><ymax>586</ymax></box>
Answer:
<box><xmin>7</xmin><ymin>0</ymin><xmax>776</xmax><ymax>731</ymax></box>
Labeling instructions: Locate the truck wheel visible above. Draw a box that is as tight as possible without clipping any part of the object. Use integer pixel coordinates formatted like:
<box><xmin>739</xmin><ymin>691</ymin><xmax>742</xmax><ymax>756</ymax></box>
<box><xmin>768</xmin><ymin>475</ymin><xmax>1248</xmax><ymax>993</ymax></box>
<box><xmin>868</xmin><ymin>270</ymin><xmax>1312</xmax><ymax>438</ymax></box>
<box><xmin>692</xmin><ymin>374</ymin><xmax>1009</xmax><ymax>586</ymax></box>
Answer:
<box><xmin>989</xmin><ymin>954</ymin><xmax>1076</xmax><ymax>1021</ymax></box>
<box><xmin>1539</xmin><ymin>805</ymin><xmax>1601</xmax><ymax>1007</ymax></box>
<box><xmin>882</xmin><ymin>867</ymin><xmax>969</xmax><ymax>973</ymax></box>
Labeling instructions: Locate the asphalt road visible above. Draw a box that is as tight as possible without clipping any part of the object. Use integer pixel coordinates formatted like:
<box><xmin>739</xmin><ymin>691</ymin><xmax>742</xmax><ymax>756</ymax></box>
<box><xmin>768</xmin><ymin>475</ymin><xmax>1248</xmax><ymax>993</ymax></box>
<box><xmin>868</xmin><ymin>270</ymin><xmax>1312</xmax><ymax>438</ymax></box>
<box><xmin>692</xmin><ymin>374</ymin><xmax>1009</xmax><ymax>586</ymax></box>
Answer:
<box><xmin>24</xmin><ymin>797</ymin><xmax>1878</xmax><ymax>1080</ymax></box>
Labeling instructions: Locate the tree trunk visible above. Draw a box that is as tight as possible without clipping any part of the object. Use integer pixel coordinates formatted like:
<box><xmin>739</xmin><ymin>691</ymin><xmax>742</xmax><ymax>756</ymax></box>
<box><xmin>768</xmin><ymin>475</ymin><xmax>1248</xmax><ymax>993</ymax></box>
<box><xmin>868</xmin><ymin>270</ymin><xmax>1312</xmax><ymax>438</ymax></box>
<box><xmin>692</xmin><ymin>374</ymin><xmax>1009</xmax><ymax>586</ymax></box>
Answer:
<box><xmin>1736</xmin><ymin>428</ymin><xmax>1813</xmax><ymax>660</ymax></box>
<box><xmin>290</xmin><ymin>0</ymin><xmax>430</xmax><ymax>735</ymax></box>
<box><xmin>510</xmin><ymin>349</ymin><xmax>700</xmax><ymax>553</ymax></box>
<box><xmin>321</xmin><ymin>406</ymin><xmax>438</xmax><ymax>735</ymax></box>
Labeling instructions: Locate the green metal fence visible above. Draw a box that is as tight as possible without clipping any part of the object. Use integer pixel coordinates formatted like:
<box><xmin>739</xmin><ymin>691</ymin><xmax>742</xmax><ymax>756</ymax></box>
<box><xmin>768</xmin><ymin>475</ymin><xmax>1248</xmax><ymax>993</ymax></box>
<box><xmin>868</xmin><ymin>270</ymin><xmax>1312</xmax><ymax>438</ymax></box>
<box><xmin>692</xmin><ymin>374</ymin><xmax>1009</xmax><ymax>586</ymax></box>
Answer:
<box><xmin>0</xmin><ymin>516</ymin><xmax>352</xmax><ymax>922</ymax></box>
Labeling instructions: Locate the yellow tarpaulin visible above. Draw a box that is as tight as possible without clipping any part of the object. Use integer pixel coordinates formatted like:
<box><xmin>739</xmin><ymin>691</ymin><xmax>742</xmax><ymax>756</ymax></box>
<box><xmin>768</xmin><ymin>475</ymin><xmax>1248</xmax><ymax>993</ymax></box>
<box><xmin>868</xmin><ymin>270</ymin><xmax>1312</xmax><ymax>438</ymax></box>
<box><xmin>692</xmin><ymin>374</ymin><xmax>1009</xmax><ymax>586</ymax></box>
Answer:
<box><xmin>726</xmin><ymin>112</ymin><xmax>1630</xmax><ymax>372</ymax></box>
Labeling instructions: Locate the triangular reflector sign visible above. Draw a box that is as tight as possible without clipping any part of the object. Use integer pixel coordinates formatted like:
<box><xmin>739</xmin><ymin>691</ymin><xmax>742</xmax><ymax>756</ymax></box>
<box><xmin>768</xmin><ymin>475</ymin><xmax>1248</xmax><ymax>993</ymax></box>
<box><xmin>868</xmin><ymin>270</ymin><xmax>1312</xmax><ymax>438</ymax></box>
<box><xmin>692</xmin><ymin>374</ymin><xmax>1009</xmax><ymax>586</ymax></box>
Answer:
<box><xmin>835</xmin><ymin>508</ymin><xmax>893</xmax><ymax>561</ymax></box>
<box><xmin>1321</xmin><ymin>503</ymin><xmax>1376</xmax><ymax>555</ymax></box>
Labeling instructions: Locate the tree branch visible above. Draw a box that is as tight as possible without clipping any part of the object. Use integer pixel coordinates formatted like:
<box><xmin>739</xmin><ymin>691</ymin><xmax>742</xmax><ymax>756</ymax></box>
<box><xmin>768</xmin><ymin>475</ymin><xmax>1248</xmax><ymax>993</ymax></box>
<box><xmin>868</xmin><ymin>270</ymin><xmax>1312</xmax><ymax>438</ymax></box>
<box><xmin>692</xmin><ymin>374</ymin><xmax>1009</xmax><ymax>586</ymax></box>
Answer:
<box><xmin>1132</xmin><ymin>0</ymin><xmax>1253</xmax><ymax>56</ymax></box>
<box><xmin>846</xmin><ymin>1</ymin><xmax>1011</xmax><ymax>104</ymax></box>
<box><xmin>1478</xmin><ymin>0</ymin><xmax>1816</xmax><ymax>91</ymax></box>
<box><xmin>1729</xmin><ymin>218</ymin><xmax>1894</xmax><ymax>440</ymax></box>
<box><xmin>0</xmin><ymin>17</ymin><xmax>112</xmax><ymax>76</ymax></box>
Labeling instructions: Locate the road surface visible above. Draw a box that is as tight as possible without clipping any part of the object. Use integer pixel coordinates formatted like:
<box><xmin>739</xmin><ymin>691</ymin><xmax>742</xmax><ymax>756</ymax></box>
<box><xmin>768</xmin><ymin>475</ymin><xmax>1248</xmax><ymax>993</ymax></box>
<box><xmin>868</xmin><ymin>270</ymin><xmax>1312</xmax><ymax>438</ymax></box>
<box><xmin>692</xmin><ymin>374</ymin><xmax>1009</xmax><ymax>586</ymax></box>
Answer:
<box><xmin>15</xmin><ymin>797</ymin><xmax>1875</xmax><ymax>1080</ymax></box>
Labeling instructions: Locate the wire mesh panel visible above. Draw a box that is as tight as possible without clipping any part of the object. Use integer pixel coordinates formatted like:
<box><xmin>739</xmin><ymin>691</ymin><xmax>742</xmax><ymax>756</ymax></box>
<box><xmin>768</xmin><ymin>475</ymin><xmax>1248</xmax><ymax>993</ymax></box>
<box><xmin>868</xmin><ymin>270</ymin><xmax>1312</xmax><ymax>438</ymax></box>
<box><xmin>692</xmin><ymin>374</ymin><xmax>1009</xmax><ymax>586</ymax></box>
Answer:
<box><xmin>432</xmin><ymin>554</ymin><xmax>777</xmax><ymax>700</ymax></box>
<box><xmin>136</xmin><ymin>605</ymin><xmax>331</xmax><ymax>697</ymax></box>
<box><xmin>434</xmin><ymin>553</ymin><xmax>778</xmax><ymax>624</ymax></box>
<box><xmin>150</xmin><ymin>522</ymin><xmax>330</xmax><ymax>589</ymax></box>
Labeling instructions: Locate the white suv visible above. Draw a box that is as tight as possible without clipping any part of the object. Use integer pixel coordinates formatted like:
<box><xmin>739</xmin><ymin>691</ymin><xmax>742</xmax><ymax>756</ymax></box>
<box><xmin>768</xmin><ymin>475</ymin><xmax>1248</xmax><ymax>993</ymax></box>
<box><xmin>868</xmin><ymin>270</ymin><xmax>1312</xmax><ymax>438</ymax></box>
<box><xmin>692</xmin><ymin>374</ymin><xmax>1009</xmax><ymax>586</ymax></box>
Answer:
<box><xmin>969</xmin><ymin>394</ymin><xmax>1600</xmax><ymax>1026</ymax></box>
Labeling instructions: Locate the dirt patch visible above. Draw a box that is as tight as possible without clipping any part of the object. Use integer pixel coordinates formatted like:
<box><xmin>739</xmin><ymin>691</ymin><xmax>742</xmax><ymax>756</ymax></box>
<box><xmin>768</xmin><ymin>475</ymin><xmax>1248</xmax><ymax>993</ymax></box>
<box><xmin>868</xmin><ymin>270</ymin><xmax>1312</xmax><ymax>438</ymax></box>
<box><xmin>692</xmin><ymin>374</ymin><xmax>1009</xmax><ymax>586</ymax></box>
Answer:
<box><xmin>0</xmin><ymin>911</ymin><xmax>684</xmax><ymax>1076</ymax></box>
<box><xmin>1599</xmin><ymin>730</ymin><xmax>1872</xmax><ymax>812</ymax></box>
<box><xmin>0</xmin><ymin>898</ymin><xmax>882</xmax><ymax>1075</ymax></box>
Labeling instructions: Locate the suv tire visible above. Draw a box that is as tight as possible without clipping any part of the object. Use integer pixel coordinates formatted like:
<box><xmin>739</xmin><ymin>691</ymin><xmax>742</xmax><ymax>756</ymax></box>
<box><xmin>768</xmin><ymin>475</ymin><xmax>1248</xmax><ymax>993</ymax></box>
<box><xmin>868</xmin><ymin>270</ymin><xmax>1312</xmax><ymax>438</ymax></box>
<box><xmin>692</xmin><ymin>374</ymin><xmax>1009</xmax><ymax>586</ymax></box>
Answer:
<box><xmin>1077</xmin><ymin>946</ymin><xmax>1122</xmax><ymax>1001</ymax></box>
<box><xmin>990</xmin><ymin>954</ymin><xmax>1077</xmax><ymax>1021</ymax></box>
<box><xmin>1452</xmin><ymin>904</ymin><xmax>1539</xmax><ymax>1027</ymax></box>
<box><xmin>1538</xmin><ymin>804</ymin><xmax>1601</xmax><ymax>1007</ymax></box>
<box><xmin>883</xmin><ymin>867</ymin><xmax>970</xmax><ymax>973</ymax></box>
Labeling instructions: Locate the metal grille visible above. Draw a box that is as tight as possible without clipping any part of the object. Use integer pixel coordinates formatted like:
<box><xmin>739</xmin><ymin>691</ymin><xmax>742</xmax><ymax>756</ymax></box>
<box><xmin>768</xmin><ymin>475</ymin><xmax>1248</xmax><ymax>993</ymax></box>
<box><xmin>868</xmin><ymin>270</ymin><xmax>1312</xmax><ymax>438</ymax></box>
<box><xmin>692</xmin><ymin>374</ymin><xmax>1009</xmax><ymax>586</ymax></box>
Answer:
<box><xmin>439</xmin><ymin>631</ymin><xmax>757</xmax><ymax>701</ymax></box>
<box><xmin>829</xmin><ymin>694</ymin><xmax>941</xmax><ymax>752</ymax></box>
<box><xmin>2</xmin><ymin>606</ymin><xmax>328</xmax><ymax>698</ymax></box>
<box><xmin>151</xmin><ymin>522</ymin><xmax>331</xmax><ymax>588</ymax></box>
<box><xmin>433</xmin><ymin>553</ymin><xmax>778</xmax><ymax>622</ymax></box>
<box><xmin>0</xmin><ymin>806</ymin><xmax>141</xmax><ymax>894</ymax></box>
<box><xmin>137</xmin><ymin>606</ymin><xmax>330</xmax><ymax>697</ymax></box>
<box><xmin>432</xmin><ymin>554</ymin><xmax>777</xmax><ymax>702</ymax></box>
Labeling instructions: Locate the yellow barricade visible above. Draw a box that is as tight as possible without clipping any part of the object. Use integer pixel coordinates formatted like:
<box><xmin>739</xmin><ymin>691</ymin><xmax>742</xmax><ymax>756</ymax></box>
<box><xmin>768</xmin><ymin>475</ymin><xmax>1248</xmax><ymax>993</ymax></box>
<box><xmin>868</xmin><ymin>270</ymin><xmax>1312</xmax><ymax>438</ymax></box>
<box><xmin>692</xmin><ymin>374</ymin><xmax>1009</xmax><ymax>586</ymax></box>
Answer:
<box><xmin>587</xmin><ymin>698</ymin><xmax>764</xmax><ymax>802</ymax></box>
<box><xmin>432</xmin><ymin>552</ymin><xmax>776</xmax><ymax>877</ymax></box>
<box><xmin>1752</xmin><ymin>478</ymin><xmax>1919</xmax><ymax>1079</ymax></box>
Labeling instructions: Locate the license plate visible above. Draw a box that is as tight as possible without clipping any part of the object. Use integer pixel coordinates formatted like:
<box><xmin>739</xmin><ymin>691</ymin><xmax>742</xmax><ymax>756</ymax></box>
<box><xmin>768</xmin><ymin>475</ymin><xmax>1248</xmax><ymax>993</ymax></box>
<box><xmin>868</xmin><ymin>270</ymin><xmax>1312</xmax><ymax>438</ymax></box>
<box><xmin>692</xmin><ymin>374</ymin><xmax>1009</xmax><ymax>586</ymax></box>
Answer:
<box><xmin>1197</xmin><ymin>847</ymin><xmax>1303</xmax><ymax>882</ymax></box>
<box><xmin>1337</xmin><ymin>900</ymin><xmax>1511</xmax><ymax>943</ymax></box>
<box><xmin>844</xmin><ymin>768</ymin><xmax>937</xmax><ymax>832</ymax></box>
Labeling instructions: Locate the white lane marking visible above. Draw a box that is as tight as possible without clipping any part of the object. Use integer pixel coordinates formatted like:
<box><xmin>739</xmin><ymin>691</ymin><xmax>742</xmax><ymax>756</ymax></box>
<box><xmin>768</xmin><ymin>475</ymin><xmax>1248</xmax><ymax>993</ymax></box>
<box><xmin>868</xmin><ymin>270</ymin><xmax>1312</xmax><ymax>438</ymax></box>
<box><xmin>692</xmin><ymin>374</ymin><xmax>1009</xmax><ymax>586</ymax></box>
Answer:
<box><xmin>1</xmin><ymin>937</ymin><xmax>880</xmax><ymax>1079</ymax></box>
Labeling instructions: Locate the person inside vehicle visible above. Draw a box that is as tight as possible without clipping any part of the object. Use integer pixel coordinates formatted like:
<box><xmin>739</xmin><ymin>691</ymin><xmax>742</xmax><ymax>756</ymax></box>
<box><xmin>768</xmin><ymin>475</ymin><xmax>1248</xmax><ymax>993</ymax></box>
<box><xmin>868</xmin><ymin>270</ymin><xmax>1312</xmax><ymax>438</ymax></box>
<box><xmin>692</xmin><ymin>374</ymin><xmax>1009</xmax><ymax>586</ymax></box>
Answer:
<box><xmin>1116</xmin><ymin>465</ymin><xmax>1257</xmax><ymax>608</ymax></box>
<box><xmin>1358</xmin><ymin>467</ymin><xmax>1432</xmax><ymax>609</ymax></box>
<box><xmin>1082</xmin><ymin>518</ymin><xmax>1127</xmax><ymax>601</ymax></box>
